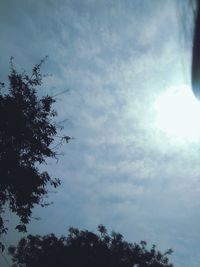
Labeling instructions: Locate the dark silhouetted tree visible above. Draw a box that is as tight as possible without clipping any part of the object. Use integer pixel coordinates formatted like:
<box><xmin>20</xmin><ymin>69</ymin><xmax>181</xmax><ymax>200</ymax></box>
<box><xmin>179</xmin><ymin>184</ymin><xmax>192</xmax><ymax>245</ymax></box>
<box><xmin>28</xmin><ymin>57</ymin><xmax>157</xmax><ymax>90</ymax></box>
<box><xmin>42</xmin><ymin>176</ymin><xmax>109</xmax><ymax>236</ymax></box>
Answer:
<box><xmin>8</xmin><ymin>225</ymin><xmax>174</xmax><ymax>267</ymax></box>
<box><xmin>0</xmin><ymin>58</ymin><xmax>69</xmax><ymax>243</ymax></box>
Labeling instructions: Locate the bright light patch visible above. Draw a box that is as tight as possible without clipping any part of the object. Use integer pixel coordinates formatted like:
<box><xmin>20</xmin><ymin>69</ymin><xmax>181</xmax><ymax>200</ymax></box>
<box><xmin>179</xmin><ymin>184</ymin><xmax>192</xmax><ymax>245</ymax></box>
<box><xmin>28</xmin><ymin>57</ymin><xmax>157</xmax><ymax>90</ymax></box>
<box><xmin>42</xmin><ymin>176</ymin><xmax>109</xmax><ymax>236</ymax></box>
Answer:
<box><xmin>154</xmin><ymin>85</ymin><xmax>200</xmax><ymax>143</ymax></box>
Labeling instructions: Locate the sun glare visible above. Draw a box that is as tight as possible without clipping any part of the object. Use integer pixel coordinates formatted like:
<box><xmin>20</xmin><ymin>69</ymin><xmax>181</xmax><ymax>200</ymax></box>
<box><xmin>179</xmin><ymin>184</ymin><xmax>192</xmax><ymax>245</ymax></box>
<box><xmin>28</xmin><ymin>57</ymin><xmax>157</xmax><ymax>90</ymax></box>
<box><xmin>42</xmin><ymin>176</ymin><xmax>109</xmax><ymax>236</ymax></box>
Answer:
<box><xmin>154</xmin><ymin>85</ymin><xmax>200</xmax><ymax>143</ymax></box>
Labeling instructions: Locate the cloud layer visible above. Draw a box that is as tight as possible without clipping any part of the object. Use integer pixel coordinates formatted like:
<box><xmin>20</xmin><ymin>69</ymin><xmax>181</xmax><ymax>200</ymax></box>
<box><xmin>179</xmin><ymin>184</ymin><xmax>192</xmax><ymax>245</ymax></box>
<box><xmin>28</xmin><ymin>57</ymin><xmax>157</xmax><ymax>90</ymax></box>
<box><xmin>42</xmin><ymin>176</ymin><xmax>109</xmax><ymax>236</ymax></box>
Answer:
<box><xmin>1</xmin><ymin>1</ymin><xmax>200</xmax><ymax>266</ymax></box>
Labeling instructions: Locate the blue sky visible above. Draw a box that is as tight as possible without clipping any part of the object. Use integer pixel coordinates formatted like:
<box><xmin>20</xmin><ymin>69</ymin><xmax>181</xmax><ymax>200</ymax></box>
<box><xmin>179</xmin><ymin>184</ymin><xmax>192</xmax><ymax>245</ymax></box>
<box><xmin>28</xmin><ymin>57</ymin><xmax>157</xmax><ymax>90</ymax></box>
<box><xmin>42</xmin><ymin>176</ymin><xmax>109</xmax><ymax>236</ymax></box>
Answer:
<box><xmin>1</xmin><ymin>0</ymin><xmax>200</xmax><ymax>266</ymax></box>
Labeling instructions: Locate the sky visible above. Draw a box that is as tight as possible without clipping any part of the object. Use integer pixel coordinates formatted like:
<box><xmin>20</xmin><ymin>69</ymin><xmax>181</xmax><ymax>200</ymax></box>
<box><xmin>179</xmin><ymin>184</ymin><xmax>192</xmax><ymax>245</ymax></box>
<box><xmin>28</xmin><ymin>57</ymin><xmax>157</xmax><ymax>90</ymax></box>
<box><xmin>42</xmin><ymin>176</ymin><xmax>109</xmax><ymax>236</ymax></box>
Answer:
<box><xmin>1</xmin><ymin>0</ymin><xmax>200</xmax><ymax>266</ymax></box>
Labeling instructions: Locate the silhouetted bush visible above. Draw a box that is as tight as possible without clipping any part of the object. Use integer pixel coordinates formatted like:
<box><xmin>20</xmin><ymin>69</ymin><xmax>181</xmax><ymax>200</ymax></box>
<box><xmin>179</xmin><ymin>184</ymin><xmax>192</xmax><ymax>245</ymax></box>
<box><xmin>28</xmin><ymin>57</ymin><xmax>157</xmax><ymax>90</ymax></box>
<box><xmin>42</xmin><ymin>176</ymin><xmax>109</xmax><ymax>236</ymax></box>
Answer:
<box><xmin>8</xmin><ymin>225</ymin><xmax>174</xmax><ymax>267</ymax></box>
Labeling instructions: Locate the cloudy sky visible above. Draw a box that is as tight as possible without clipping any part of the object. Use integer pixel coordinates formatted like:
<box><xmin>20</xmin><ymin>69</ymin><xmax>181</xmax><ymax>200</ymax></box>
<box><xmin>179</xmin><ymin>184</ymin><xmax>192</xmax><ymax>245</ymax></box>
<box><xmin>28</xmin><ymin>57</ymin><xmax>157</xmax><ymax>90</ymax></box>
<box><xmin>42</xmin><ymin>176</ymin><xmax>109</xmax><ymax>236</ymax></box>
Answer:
<box><xmin>1</xmin><ymin>0</ymin><xmax>200</xmax><ymax>266</ymax></box>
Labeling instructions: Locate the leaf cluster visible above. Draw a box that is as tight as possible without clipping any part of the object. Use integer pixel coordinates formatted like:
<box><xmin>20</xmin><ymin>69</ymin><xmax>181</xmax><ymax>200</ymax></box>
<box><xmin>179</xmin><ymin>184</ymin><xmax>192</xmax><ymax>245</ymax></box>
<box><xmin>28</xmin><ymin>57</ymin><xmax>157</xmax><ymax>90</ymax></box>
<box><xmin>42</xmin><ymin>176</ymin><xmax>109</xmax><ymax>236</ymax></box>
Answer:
<box><xmin>0</xmin><ymin>58</ymin><xmax>60</xmax><ymax>234</ymax></box>
<box><xmin>8</xmin><ymin>225</ymin><xmax>174</xmax><ymax>267</ymax></box>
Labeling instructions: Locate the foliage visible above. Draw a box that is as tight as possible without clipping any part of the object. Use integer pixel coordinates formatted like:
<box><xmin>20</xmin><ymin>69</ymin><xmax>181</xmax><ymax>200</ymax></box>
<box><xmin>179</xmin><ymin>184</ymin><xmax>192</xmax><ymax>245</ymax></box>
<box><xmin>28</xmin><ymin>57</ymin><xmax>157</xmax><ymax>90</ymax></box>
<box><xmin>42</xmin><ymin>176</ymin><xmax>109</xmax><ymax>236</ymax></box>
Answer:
<box><xmin>0</xmin><ymin>58</ymin><xmax>64</xmax><ymax>236</ymax></box>
<box><xmin>8</xmin><ymin>225</ymin><xmax>174</xmax><ymax>267</ymax></box>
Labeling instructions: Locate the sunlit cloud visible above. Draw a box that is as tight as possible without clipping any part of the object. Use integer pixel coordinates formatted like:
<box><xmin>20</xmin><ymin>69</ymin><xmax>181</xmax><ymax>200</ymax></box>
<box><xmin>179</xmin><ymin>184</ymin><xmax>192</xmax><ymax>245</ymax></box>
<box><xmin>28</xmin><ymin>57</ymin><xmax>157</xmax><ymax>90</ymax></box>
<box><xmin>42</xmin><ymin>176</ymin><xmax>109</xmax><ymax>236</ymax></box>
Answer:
<box><xmin>154</xmin><ymin>85</ymin><xmax>200</xmax><ymax>143</ymax></box>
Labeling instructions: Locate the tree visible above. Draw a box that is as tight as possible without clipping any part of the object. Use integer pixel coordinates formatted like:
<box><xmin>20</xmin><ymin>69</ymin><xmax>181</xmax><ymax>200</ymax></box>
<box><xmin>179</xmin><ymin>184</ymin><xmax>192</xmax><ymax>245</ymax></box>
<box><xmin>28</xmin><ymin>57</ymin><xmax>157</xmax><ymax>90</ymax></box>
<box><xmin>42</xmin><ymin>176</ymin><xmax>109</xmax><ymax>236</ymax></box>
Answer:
<box><xmin>0</xmin><ymin>57</ymin><xmax>68</xmax><ymax>240</ymax></box>
<box><xmin>8</xmin><ymin>225</ymin><xmax>174</xmax><ymax>267</ymax></box>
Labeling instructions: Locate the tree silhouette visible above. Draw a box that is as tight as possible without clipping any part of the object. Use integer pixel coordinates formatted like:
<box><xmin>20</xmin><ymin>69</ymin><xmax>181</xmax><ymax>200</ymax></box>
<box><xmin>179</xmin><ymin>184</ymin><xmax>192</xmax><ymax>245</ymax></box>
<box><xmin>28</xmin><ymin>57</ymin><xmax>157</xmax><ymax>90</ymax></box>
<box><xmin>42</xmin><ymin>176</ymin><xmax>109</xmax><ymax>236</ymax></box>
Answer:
<box><xmin>0</xmin><ymin>58</ymin><xmax>68</xmax><ymax>241</ymax></box>
<box><xmin>8</xmin><ymin>225</ymin><xmax>174</xmax><ymax>267</ymax></box>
